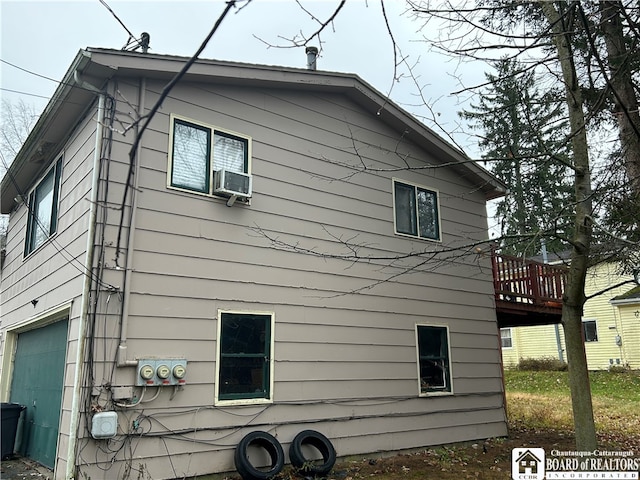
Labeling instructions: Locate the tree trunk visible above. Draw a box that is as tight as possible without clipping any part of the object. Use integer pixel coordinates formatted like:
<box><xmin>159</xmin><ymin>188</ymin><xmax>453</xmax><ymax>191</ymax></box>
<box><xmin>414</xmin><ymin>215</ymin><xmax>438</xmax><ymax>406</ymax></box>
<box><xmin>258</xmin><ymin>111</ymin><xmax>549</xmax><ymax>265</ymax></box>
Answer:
<box><xmin>599</xmin><ymin>1</ymin><xmax>640</xmax><ymax>197</ymax></box>
<box><xmin>541</xmin><ymin>1</ymin><xmax>597</xmax><ymax>451</ymax></box>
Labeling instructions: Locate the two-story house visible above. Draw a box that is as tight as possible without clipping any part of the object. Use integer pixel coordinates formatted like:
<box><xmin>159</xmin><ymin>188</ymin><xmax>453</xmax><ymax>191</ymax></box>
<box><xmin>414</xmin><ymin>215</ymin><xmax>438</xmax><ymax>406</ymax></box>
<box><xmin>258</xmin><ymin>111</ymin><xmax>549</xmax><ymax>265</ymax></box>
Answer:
<box><xmin>0</xmin><ymin>48</ymin><xmax>507</xmax><ymax>479</ymax></box>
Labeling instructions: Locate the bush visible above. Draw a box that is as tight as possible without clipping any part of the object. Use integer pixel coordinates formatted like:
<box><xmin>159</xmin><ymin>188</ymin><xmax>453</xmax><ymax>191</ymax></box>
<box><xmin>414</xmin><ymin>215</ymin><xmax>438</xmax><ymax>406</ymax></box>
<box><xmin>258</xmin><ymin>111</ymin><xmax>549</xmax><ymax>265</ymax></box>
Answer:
<box><xmin>608</xmin><ymin>365</ymin><xmax>631</xmax><ymax>373</ymax></box>
<box><xmin>517</xmin><ymin>357</ymin><xmax>568</xmax><ymax>371</ymax></box>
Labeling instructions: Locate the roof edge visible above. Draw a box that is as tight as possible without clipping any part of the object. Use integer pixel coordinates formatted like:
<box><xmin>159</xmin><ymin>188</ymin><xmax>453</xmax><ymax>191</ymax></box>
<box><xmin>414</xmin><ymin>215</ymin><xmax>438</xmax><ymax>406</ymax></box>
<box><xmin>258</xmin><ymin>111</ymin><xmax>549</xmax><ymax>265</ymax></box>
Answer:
<box><xmin>82</xmin><ymin>48</ymin><xmax>505</xmax><ymax>199</ymax></box>
<box><xmin>1</xmin><ymin>50</ymin><xmax>96</xmax><ymax>212</ymax></box>
<box><xmin>1</xmin><ymin>48</ymin><xmax>506</xmax><ymax>212</ymax></box>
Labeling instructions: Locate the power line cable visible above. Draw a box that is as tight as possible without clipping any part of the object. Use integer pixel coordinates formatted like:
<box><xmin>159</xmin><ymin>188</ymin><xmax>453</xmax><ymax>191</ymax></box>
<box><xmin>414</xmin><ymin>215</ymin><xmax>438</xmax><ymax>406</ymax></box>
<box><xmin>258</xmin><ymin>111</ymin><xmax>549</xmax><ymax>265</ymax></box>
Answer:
<box><xmin>0</xmin><ymin>88</ymin><xmax>99</xmax><ymax>113</ymax></box>
<box><xmin>0</xmin><ymin>88</ymin><xmax>51</xmax><ymax>100</ymax></box>
<box><xmin>114</xmin><ymin>0</ymin><xmax>243</xmax><ymax>262</ymax></box>
<box><xmin>0</xmin><ymin>57</ymin><xmax>116</xmax><ymax>100</ymax></box>
<box><xmin>97</xmin><ymin>0</ymin><xmax>150</xmax><ymax>52</ymax></box>
<box><xmin>1</xmin><ymin>58</ymin><xmax>62</xmax><ymax>84</ymax></box>
<box><xmin>98</xmin><ymin>0</ymin><xmax>136</xmax><ymax>42</ymax></box>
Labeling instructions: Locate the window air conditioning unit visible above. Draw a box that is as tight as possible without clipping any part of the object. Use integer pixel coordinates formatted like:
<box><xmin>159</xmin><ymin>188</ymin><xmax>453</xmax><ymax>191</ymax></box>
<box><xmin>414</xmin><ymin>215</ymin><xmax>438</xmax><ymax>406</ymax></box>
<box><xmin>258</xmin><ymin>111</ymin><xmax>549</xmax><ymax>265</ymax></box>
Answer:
<box><xmin>214</xmin><ymin>170</ymin><xmax>252</xmax><ymax>198</ymax></box>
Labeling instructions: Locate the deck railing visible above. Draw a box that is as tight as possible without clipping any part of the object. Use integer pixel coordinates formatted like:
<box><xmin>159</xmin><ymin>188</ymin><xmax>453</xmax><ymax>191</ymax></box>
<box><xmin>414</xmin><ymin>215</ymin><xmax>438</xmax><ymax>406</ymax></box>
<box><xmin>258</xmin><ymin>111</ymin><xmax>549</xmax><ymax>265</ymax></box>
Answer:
<box><xmin>491</xmin><ymin>251</ymin><xmax>567</xmax><ymax>308</ymax></box>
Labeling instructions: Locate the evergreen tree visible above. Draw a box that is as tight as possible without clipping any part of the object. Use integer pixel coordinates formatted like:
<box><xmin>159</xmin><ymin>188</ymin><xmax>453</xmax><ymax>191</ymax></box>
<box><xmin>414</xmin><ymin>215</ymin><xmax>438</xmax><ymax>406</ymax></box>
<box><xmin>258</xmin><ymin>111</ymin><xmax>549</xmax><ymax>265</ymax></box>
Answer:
<box><xmin>460</xmin><ymin>57</ymin><xmax>574</xmax><ymax>257</ymax></box>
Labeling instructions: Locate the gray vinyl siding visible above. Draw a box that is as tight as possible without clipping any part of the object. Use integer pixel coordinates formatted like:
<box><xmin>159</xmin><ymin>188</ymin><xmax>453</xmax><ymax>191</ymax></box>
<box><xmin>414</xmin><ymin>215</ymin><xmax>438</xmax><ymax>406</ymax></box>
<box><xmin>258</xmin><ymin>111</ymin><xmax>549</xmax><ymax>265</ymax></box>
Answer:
<box><xmin>0</xmin><ymin>71</ymin><xmax>502</xmax><ymax>479</ymax></box>
<box><xmin>0</xmin><ymin>104</ymin><xmax>99</xmax><ymax>477</ymax></box>
<box><xmin>68</xmin><ymin>77</ymin><xmax>506</xmax><ymax>479</ymax></box>
<box><xmin>0</xmin><ymin>106</ymin><xmax>96</xmax><ymax>311</ymax></box>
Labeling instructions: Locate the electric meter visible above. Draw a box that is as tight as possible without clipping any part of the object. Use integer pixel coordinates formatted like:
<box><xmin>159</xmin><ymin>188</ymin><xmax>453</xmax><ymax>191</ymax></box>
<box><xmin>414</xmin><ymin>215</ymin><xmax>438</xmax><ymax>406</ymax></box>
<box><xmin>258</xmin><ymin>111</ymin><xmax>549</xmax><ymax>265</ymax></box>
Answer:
<box><xmin>139</xmin><ymin>364</ymin><xmax>154</xmax><ymax>381</ymax></box>
<box><xmin>173</xmin><ymin>364</ymin><xmax>186</xmax><ymax>379</ymax></box>
<box><xmin>156</xmin><ymin>364</ymin><xmax>171</xmax><ymax>379</ymax></box>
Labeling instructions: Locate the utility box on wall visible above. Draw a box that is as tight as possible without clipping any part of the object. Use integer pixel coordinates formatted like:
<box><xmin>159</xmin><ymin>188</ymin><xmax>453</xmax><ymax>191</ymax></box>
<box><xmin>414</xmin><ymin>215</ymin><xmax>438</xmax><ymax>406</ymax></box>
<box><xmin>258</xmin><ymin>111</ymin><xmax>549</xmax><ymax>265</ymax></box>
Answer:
<box><xmin>91</xmin><ymin>411</ymin><xmax>118</xmax><ymax>439</ymax></box>
<box><xmin>137</xmin><ymin>359</ymin><xmax>187</xmax><ymax>386</ymax></box>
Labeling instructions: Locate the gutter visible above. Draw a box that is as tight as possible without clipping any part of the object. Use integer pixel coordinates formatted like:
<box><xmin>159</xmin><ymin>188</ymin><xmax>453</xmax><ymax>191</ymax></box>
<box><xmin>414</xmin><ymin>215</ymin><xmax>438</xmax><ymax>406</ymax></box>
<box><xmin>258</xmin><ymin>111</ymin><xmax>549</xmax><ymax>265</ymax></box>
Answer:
<box><xmin>610</xmin><ymin>297</ymin><xmax>640</xmax><ymax>306</ymax></box>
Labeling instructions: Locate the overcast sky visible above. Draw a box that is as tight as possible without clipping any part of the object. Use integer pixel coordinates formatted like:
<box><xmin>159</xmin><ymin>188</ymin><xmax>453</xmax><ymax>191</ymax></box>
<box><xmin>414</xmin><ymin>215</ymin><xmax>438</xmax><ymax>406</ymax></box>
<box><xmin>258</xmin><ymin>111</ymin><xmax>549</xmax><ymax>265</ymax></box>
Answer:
<box><xmin>0</xmin><ymin>0</ymin><xmax>490</xmax><ymax>153</ymax></box>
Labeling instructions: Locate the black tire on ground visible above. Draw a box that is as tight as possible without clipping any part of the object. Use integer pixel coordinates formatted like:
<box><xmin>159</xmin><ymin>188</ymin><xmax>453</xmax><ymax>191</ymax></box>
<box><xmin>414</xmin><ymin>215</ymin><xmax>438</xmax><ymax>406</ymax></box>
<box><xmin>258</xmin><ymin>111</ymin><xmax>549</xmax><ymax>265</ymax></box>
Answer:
<box><xmin>234</xmin><ymin>430</ymin><xmax>285</xmax><ymax>480</ymax></box>
<box><xmin>289</xmin><ymin>429</ymin><xmax>336</xmax><ymax>477</ymax></box>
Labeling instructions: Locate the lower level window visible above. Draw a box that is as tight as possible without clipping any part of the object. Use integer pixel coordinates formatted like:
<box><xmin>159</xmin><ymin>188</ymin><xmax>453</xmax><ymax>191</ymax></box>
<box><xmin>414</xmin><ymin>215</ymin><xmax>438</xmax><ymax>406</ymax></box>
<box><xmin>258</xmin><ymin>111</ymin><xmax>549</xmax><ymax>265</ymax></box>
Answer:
<box><xmin>416</xmin><ymin>325</ymin><xmax>452</xmax><ymax>394</ymax></box>
<box><xmin>582</xmin><ymin>319</ymin><xmax>598</xmax><ymax>342</ymax></box>
<box><xmin>500</xmin><ymin>328</ymin><xmax>513</xmax><ymax>348</ymax></box>
<box><xmin>216</xmin><ymin>311</ymin><xmax>273</xmax><ymax>404</ymax></box>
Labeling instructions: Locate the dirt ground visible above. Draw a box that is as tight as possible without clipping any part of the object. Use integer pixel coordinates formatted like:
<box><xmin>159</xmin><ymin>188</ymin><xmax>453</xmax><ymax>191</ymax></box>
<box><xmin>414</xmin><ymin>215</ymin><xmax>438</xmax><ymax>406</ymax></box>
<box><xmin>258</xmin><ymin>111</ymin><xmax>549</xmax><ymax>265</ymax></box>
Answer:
<box><xmin>0</xmin><ymin>456</ymin><xmax>52</xmax><ymax>480</ymax></box>
<box><xmin>2</xmin><ymin>424</ymin><xmax>638</xmax><ymax>479</ymax></box>
<box><xmin>263</xmin><ymin>423</ymin><xmax>640</xmax><ymax>480</ymax></box>
<box><xmin>323</xmin><ymin>425</ymin><xmax>639</xmax><ymax>480</ymax></box>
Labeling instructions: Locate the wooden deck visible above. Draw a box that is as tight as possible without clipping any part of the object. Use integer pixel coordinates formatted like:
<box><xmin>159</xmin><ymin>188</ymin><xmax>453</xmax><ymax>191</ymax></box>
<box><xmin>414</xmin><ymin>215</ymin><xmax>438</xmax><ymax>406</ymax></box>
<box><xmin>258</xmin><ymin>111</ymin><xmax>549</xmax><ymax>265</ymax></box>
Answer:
<box><xmin>491</xmin><ymin>251</ymin><xmax>567</xmax><ymax>328</ymax></box>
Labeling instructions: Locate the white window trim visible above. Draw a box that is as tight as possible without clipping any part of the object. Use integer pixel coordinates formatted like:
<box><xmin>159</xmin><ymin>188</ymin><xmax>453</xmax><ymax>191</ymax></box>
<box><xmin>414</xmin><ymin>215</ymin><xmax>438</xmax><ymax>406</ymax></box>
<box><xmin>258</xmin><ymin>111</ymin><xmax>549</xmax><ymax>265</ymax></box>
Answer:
<box><xmin>167</xmin><ymin>114</ymin><xmax>252</xmax><ymax>199</ymax></box>
<box><xmin>415</xmin><ymin>323</ymin><xmax>454</xmax><ymax>397</ymax></box>
<box><xmin>214</xmin><ymin>309</ymin><xmax>275</xmax><ymax>406</ymax></box>
<box><xmin>392</xmin><ymin>178</ymin><xmax>442</xmax><ymax>242</ymax></box>
<box><xmin>500</xmin><ymin>328</ymin><xmax>514</xmax><ymax>349</ymax></box>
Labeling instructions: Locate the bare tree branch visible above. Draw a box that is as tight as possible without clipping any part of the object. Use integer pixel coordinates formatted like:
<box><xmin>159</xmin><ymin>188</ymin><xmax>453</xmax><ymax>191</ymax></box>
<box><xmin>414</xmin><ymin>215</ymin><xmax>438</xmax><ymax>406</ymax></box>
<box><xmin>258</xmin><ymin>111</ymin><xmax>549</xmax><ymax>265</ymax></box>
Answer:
<box><xmin>115</xmin><ymin>0</ymin><xmax>242</xmax><ymax>263</ymax></box>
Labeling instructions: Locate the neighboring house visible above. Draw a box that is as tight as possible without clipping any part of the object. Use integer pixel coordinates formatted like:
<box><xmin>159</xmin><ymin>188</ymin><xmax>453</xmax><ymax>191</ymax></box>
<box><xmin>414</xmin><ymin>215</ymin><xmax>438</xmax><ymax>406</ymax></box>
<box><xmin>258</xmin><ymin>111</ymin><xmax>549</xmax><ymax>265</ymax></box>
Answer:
<box><xmin>501</xmin><ymin>262</ymin><xmax>640</xmax><ymax>370</ymax></box>
<box><xmin>610</xmin><ymin>285</ymin><xmax>640</xmax><ymax>365</ymax></box>
<box><xmin>0</xmin><ymin>48</ymin><xmax>507</xmax><ymax>480</ymax></box>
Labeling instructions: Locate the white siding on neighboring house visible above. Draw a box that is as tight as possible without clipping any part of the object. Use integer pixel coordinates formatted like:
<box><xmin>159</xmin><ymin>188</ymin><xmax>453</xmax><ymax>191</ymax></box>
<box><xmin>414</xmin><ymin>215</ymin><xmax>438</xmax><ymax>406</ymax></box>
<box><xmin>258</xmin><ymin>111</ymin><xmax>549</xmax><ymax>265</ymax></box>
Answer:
<box><xmin>582</xmin><ymin>263</ymin><xmax>629</xmax><ymax>368</ymax></box>
<box><xmin>502</xmin><ymin>263</ymin><xmax>636</xmax><ymax>370</ymax></box>
<box><xmin>501</xmin><ymin>324</ymin><xmax>565</xmax><ymax>368</ymax></box>
<box><xmin>611</xmin><ymin>300</ymin><xmax>640</xmax><ymax>368</ymax></box>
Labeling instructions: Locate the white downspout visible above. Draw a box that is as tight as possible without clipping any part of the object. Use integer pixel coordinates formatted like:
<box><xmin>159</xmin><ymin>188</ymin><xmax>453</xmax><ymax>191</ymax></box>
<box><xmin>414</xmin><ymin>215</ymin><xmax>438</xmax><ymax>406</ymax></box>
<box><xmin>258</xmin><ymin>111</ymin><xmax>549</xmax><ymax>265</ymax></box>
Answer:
<box><xmin>67</xmin><ymin>93</ymin><xmax>104</xmax><ymax>480</ymax></box>
<box><xmin>116</xmin><ymin>77</ymin><xmax>146</xmax><ymax>367</ymax></box>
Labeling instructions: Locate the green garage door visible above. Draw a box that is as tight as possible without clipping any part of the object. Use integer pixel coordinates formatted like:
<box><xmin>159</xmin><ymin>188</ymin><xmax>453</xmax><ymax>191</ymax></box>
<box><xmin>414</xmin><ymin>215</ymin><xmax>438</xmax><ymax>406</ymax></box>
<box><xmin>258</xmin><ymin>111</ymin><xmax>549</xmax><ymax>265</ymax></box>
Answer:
<box><xmin>10</xmin><ymin>318</ymin><xmax>68</xmax><ymax>469</ymax></box>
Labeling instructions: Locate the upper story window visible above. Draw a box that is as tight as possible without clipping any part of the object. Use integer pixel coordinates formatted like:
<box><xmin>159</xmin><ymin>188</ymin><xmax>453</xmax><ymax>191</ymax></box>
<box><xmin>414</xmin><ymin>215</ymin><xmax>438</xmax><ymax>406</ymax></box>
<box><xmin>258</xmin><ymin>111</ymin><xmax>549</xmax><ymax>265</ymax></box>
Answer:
<box><xmin>215</xmin><ymin>311</ymin><xmax>274</xmax><ymax>405</ymax></box>
<box><xmin>393</xmin><ymin>179</ymin><xmax>441</xmax><ymax>241</ymax></box>
<box><xmin>416</xmin><ymin>324</ymin><xmax>452</xmax><ymax>395</ymax></box>
<box><xmin>168</xmin><ymin>115</ymin><xmax>251</xmax><ymax>197</ymax></box>
<box><xmin>24</xmin><ymin>157</ymin><xmax>63</xmax><ymax>256</ymax></box>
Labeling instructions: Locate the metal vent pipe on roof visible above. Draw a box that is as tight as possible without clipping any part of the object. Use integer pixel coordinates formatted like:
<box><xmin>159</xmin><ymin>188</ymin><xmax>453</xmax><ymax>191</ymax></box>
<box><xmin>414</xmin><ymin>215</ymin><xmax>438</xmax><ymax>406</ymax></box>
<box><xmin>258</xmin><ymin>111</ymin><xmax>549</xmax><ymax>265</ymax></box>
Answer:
<box><xmin>306</xmin><ymin>46</ymin><xmax>318</xmax><ymax>70</ymax></box>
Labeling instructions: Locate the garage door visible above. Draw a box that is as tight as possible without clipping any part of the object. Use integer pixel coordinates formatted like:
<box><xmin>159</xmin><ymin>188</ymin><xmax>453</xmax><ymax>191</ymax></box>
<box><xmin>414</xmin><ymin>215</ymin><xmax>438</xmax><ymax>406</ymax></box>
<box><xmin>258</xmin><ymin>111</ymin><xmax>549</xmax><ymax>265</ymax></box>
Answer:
<box><xmin>10</xmin><ymin>318</ymin><xmax>68</xmax><ymax>469</ymax></box>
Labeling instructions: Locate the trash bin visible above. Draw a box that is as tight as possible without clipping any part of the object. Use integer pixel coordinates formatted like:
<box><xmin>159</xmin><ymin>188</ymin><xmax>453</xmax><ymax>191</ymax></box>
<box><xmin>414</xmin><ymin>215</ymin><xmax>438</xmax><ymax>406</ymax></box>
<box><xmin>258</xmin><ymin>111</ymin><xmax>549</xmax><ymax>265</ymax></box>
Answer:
<box><xmin>1</xmin><ymin>402</ymin><xmax>25</xmax><ymax>460</ymax></box>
